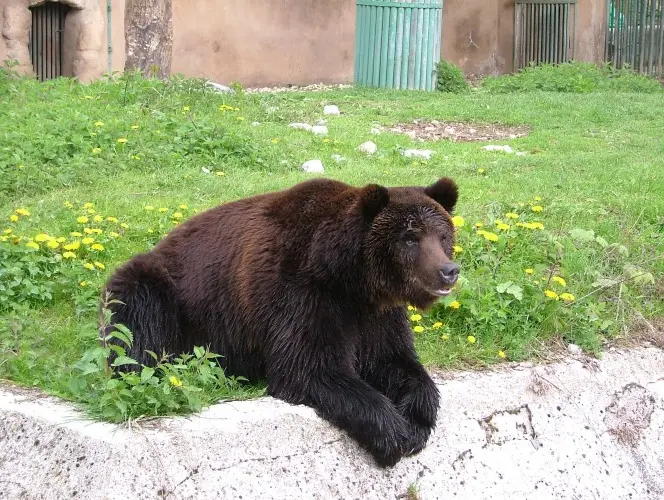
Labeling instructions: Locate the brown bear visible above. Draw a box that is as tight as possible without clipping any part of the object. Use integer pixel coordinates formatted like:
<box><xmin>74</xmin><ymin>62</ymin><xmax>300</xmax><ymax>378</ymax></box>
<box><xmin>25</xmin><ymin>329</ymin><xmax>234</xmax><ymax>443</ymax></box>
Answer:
<box><xmin>102</xmin><ymin>176</ymin><xmax>460</xmax><ymax>467</ymax></box>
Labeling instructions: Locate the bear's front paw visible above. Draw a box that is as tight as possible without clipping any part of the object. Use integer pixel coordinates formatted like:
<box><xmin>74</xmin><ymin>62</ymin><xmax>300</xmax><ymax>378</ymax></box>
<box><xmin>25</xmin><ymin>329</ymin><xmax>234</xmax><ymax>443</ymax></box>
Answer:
<box><xmin>367</xmin><ymin>418</ymin><xmax>415</xmax><ymax>468</ymax></box>
<box><xmin>402</xmin><ymin>376</ymin><xmax>440</xmax><ymax>431</ymax></box>
<box><xmin>404</xmin><ymin>423</ymin><xmax>432</xmax><ymax>456</ymax></box>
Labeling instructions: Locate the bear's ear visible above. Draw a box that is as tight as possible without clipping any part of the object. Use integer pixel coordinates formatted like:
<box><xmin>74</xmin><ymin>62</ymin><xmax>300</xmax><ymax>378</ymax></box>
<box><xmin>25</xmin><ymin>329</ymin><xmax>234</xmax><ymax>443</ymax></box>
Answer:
<box><xmin>359</xmin><ymin>184</ymin><xmax>389</xmax><ymax>221</ymax></box>
<box><xmin>424</xmin><ymin>177</ymin><xmax>458</xmax><ymax>213</ymax></box>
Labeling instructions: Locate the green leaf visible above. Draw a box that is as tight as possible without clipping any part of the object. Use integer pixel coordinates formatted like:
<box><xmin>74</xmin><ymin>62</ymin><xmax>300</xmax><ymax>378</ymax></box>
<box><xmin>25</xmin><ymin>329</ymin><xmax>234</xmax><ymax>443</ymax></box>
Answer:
<box><xmin>140</xmin><ymin>367</ymin><xmax>155</xmax><ymax>383</ymax></box>
<box><xmin>569</xmin><ymin>228</ymin><xmax>595</xmax><ymax>243</ymax></box>
<box><xmin>111</xmin><ymin>356</ymin><xmax>138</xmax><ymax>367</ymax></box>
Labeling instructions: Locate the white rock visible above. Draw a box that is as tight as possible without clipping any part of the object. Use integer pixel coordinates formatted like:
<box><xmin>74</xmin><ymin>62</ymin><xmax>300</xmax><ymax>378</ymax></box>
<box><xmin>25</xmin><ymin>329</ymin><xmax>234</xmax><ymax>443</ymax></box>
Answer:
<box><xmin>311</xmin><ymin>125</ymin><xmax>328</xmax><ymax>136</ymax></box>
<box><xmin>205</xmin><ymin>81</ymin><xmax>232</xmax><ymax>93</ymax></box>
<box><xmin>331</xmin><ymin>154</ymin><xmax>345</xmax><ymax>163</ymax></box>
<box><xmin>567</xmin><ymin>343</ymin><xmax>582</xmax><ymax>355</ymax></box>
<box><xmin>289</xmin><ymin>122</ymin><xmax>313</xmax><ymax>131</ymax></box>
<box><xmin>201</xmin><ymin>167</ymin><xmax>211</xmax><ymax>174</ymax></box>
<box><xmin>401</xmin><ymin>149</ymin><xmax>434</xmax><ymax>160</ymax></box>
<box><xmin>370</xmin><ymin>127</ymin><xmax>381</xmax><ymax>135</ymax></box>
<box><xmin>483</xmin><ymin>145</ymin><xmax>514</xmax><ymax>153</ymax></box>
<box><xmin>323</xmin><ymin>105</ymin><xmax>340</xmax><ymax>115</ymax></box>
<box><xmin>357</xmin><ymin>141</ymin><xmax>378</xmax><ymax>155</ymax></box>
<box><xmin>515</xmin><ymin>151</ymin><xmax>527</xmax><ymax>156</ymax></box>
<box><xmin>301</xmin><ymin>160</ymin><xmax>325</xmax><ymax>174</ymax></box>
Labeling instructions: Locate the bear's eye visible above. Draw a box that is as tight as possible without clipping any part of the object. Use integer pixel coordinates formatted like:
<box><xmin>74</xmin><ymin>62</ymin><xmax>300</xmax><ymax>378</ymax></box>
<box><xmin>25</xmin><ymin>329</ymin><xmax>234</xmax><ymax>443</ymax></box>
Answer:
<box><xmin>404</xmin><ymin>233</ymin><xmax>419</xmax><ymax>247</ymax></box>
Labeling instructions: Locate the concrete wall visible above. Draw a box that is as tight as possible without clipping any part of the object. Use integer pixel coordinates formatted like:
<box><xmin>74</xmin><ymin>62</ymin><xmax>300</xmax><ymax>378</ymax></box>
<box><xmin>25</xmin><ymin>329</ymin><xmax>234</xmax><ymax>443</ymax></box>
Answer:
<box><xmin>442</xmin><ymin>0</ymin><xmax>608</xmax><ymax>77</ymax></box>
<box><xmin>171</xmin><ymin>0</ymin><xmax>355</xmax><ymax>87</ymax></box>
<box><xmin>1</xmin><ymin>0</ymin><xmax>609</xmax><ymax>85</ymax></box>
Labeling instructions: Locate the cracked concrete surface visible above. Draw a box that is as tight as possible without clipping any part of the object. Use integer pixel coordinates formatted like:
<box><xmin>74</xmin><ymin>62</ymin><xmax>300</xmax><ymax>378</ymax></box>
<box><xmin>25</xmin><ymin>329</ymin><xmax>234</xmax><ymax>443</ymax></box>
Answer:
<box><xmin>1</xmin><ymin>347</ymin><xmax>663</xmax><ymax>499</ymax></box>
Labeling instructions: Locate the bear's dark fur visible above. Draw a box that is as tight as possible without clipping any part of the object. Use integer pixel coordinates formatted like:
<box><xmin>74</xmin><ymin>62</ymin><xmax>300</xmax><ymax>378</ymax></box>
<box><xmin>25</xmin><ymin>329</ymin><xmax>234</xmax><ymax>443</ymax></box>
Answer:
<box><xmin>102</xmin><ymin>177</ymin><xmax>460</xmax><ymax>467</ymax></box>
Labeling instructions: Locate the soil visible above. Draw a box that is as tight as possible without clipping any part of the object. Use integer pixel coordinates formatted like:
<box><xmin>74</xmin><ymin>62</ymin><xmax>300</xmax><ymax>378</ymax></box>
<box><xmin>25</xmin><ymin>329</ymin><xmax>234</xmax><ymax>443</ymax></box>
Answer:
<box><xmin>383</xmin><ymin>120</ymin><xmax>531</xmax><ymax>143</ymax></box>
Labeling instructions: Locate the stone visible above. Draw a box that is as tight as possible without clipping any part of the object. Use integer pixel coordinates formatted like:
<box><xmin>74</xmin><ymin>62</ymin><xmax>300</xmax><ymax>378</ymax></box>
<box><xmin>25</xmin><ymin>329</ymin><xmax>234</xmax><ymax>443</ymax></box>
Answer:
<box><xmin>357</xmin><ymin>141</ymin><xmax>377</xmax><ymax>155</ymax></box>
<box><xmin>323</xmin><ymin>105</ymin><xmax>340</xmax><ymax>115</ymax></box>
<box><xmin>301</xmin><ymin>160</ymin><xmax>324</xmax><ymax>174</ymax></box>
<box><xmin>370</xmin><ymin>127</ymin><xmax>381</xmax><ymax>135</ymax></box>
<box><xmin>206</xmin><ymin>81</ymin><xmax>232</xmax><ymax>93</ymax></box>
<box><xmin>311</xmin><ymin>125</ymin><xmax>328</xmax><ymax>136</ymax></box>
<box><xmin>289</xmin><ymin>123</ymin><xmax>313</xmax><ymax>131</ymax></box>
<box><xmin>331</xmin><ymin>154</ymin><xmax>345</xmax><ymax>163</ymax></box>
<box><xmin>483</xmin><ymin>145</ymin><xmax>514</xmax><ymax>154</ymax></box>
<box><xmin>567</xmin><ymin>343</ymin><xmax>582</xmax><ymax>355</ymax></box>
<box><xmin>401</xmin><ymin>149</ymin><xmax>434</xmax><ymax>160</ymax></box>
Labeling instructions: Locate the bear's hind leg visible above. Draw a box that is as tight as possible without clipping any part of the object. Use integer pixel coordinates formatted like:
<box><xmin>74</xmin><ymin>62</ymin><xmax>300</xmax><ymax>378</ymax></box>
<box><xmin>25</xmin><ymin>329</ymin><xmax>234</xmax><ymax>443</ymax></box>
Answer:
<box><xmin>102</xmin><ymin>253</ymin><xmax>184</xmax><ymax>368</ymax></box>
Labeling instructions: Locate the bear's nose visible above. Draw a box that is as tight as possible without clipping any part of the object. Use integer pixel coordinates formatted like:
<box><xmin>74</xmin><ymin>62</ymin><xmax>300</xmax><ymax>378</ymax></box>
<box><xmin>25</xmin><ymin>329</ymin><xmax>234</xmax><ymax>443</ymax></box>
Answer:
<box><xmin>440</xmin><ymin>262</ymin><xmax>460</xmax><ymax>284</ymax></box>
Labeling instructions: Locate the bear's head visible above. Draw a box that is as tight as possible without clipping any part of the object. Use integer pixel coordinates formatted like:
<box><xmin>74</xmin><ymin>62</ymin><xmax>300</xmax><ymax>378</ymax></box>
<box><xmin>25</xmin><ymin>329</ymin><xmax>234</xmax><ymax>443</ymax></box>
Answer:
<box><xmin>361</xmin><ymin>177</ymin><xmax>460</xmax><ymax>310</ymax></box>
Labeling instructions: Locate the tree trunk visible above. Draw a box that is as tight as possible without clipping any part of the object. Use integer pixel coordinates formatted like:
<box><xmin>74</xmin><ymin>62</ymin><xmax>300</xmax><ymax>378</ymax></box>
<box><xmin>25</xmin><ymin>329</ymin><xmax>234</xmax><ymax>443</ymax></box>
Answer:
<box><xmin>124</xmin><ymin>0</ymin><xmax>173</xmax><ymax>78</ymax></box>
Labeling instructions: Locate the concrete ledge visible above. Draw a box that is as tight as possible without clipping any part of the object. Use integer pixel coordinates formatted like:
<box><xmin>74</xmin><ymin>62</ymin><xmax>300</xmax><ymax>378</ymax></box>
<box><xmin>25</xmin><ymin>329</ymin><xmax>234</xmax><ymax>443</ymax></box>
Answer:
<box><xmin>1</xmin><ymin>347</ymin><xmax>663</xmax><ymax>499</ymax></box>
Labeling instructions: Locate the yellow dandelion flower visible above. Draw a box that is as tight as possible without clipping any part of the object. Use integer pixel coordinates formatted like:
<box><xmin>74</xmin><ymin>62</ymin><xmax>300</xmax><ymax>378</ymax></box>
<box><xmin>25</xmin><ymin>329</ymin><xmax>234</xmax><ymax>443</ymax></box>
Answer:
<box><xmin>407</xmin><ymin>305</ymin><xmax>416</xmax><ymax>311</ymax></box>
<box><xmin>25</xmin><ymin>241</ymin><xmax>39</xmax><ymax>250</ymax></box>
<box><xmin>132</xmin><ymin>155</ymin><xmax>141</xmax><ymax>160</ymax></box>
<box><xmin>91</xmin><ymin>229</ymin><xmax>102</xmax><ymax>235</ymax></box>
<box><xmin>433</xmin><ymin>322</ymin><xmax>443</xmax><ymax>329</ymax></box>
<box><xmin>452</xmin><ymin>216</ymin><xmax>465</xmax><ymax>228</ymax></box>
<box><xmin>94</xmin><ymin>261</ymin><xmax>105</xmax><ymax>269</ymax></box>
<box><xmin>82</xmin><ymin>237</ymin><xmax>95</xmax><ymax>245</ymax></box>
<box><xmin>505</xmin><ymin>213</ymin><xmax>519</xmax><ymax>219</ymax></box>
<box><xmin>236</xmin><ymin>116</ymin><xmax>245</xmax><ymax>121</ymax></box>
<box><xmin>9</xmin><ymin>215</ymin><xmax>18</xmax><ymax>222</ymax></box>
<box><xmin>534</xmin><ymin>196</ymin><xmax>542</xmax><ymax>201</ymax></box>
<box><xmin>106</xmin><ymin>216</ymin><xmax>118</xmax><ymax>223</ymax></box>
<box><xmin>449</xmin><ymin>300</ymin><xmax>461</xmax><ymax>309</ymax></box>
<box><xmin>179</xmin><ymin>204</ymin><xmax>188</xmax><ymax>210</ymax></box>
<box><xmin>83</xmin><ymin>203</ymin><xmax>94</xmax><ymax>209</ymax></box>
<box><xmin>183</xmin><ymin>106</ymin><xmax>190</xmax><ymax>112</ymax></box>
<box><xmin>498</xmin><ymin>350</ymin><xmax>506</xmax><ymax>359</ymax></box>
<box><xmin>117</xmin><ymin>138</ymin><xmax>128</xmax><ymax>144</ymax></box>
<box><xmin>15</xmin><ymin>208</ymin><xmax>31</xmax><ymax>216</ymax></box>
<box><xmin>47</xmin><ymin>240</ymin><xmax>60</xmax><ymax>249</ymax></box>
<box><xmin>64</xmin><ymin>241</ymin><xmax>81</xmax><ymax>251</ymax></box>
<box><xmin>474</xmin><ymin>222</ymin><xmax>484</xmax><ymax>228</ymax></box>
<box><xmin>144</xmin><ymin>205</ymin><xmax>154</xmax><ymax>211</ymax></box>
<box><xmin>79</xmin><ymin>281</ymin><xmax>88</xmax><ymax>287</ymax></box>
<box><xmin>413</xmin><ymin>325</ymin><xmax>425</xmax><ymax>333</ymax></box>
<box><xmin>64</xmin><ymin>201</ymin><xmax>73</xmax><ymax>208</ymax></box>
<box><xmin>91</xmin><ymin>243</ymin><xmax>104</xmax><ymax>251</ymax></box>
<box><xmin>169</xmin><ymin>376</ymin><xmax>183</xmax><ymax>387</ymax></box>
<box><xmin>477</xmin><ymin>230</ymin><xmax>499</xmax><ymax>242</ymax></box>
<box><xmin>560</xmin><ymin>293</ymin><xmax>575</xmax><ymax>302</ymax></box>
<box><xmin>531</xmin><ymin>205</ymin><xmax>543</xmax><ymax>212</ymax></box>
<box><xmin>172</xmin><ymin>212</ymin><xmax>184</xmax><ymax>220</ymax></box>
<box><xmin>453</xmin><ymin>245</ymin><xmax>463</xmax><ymax>254</ymax></box>
<box><xmin>92</xmin><ymin>148</ymin><xmax>102</xmax><ymax>154</ymax></box>
<box><xmin>83</xmin><ymin>228</ymin><xmax>93</xmax><ymax>234</ymax></box>
<box><xmin>77</xmin><ymin>216</ymin><xmax>89</xmax><ymax>224</ymax></box>
<box><xmin>120</xmin><ymin>223</ymin><xmax>129</xmax><ymax>229</ymax></box>
<box><xmin>93</xmin><ymin>215</ymin><xmax>104</xmax><ymax>223</ymax></box>
<box><xmin>70</xmin><ymin>231</ymin><xmax>83</xmax><ymax>237</ymax></box>
<box><xmin>544</xmin><ymin>289</ymin><xmax>559</xmax><ymax>300</ymax></box>
<box><xmin>34</xmin><ymin>233</ymin><xmax>50</xmax><ymax>242</ymax></box>
<box><xmin>477</xmin><ymin>168</ymin><xmax>486</xmax><ymax>174</ymax></box>
<box><xmin>94</xmin><ymin>121</ymin><xmax>104</xmax><ymax>127</ymax></box>
<box><xmin>271</xmin><ymin>138</ymin><xmax>280</xmax><ymax>144</ymax></box>
<box><xmin>531</xmin><ymin>222</ymin><xmax>544</xmax><ymax>230</ymax></box>
<box><xmin>215</xmin><ymin>171</ymin><xmax>225</xmax><ymax>176</ymax></box>
<box><xmin>158</xmin><ymin>207</ymin><xmax>168</xmax><ymax>213</ymax></box>
<box><xmin>131</xmin><ymin>125</ymin><xmax>140</xmax><ymax>130</ymax></box>
<box><xmin>440</xmin><ymin>334</ymin><xmax>450</xmax><ymax>341</ymax></box>
<box><xmin>62</xmin><ymin>251</ymin><xmax>76</xmax><ymax>259</ymax></box>
<box><xmin>56</xmin><ymin>237</ymin><xmax>66</xmax><ymax>243</ymax></box>
<box><xmin>87</xmin><ymin>208</ymin><xmax>96</xmax><ymax>214</ymax></box>
<box><xmin>410</xmin><ymin>314</ymin><xmax>422</xmax><ymax>322</ymax></box>
<box><xmin>147</xmin><ymin>229</ymin><xmax>154</xmax><ymax>234</ymax></box>
<box><xmin>552</xmin><ymin>276</ymin><xmax>567</xmax><ymax>287</ymax></box>
<box><xmin>109</xmin><ymin>232</ymin><xmax>120</xmax><ymax>238</ymax></box>
<box><xmin>323</xmin><ymin>138</ymin><xmax>330</xmax><ymax>143</ymax></box>
<box><xmin>467</xmin><ymin>335</ymin><xmax>476</xmax><ymax>344</ymax></box>
<box><xmin>525</xmin><ymin>268</ymin><xmax>534</xmax><ymax>274</ymax></box>
<box><xmin>3</xmin><ymin>229</ymin><xmax>12</xmax><ymax>234</ymax></box>
<box><xmin>496</xmin><ymin>222</ymin><xmax>511</xmax><ymax>231</ymax></box>
<box><xmin>83</xmin><ymin>262</ymin><xmax>95</xmax><ymax>270</ymax></box>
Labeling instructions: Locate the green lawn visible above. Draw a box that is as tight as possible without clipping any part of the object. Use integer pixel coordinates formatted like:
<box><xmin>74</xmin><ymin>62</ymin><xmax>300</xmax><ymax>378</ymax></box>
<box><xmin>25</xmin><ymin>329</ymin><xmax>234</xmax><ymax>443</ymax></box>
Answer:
<box><xmin>1</xmin><ymin>69</ymin><xmax>662</xmax><ymax>420</ymax></box>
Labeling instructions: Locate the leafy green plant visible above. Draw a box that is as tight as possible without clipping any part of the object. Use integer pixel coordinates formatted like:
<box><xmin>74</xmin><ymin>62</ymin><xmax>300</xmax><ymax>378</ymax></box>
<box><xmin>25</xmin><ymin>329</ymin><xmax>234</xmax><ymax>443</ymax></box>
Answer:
<box><xmin>482</xmin><ymin>61</ymin><xmax>662</xmax><ymax>93</ymax></box>
<box><xmin>436</xmin><ymin>60</ymin><xmax>470</xmax><ymax>93</ymax></box>
<box><xmin>67</xmin><ymin>297</ymin><xmax>264</xmax><ymax>422</ymax></box>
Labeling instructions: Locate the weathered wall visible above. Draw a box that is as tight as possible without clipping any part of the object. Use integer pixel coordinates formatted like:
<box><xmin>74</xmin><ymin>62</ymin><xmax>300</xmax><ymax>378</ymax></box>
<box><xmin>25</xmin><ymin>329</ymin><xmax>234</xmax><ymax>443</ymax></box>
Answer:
<box><xmin>441</xmin><ymin>0</ymin><xmax>608</xmax><ymax>76</ymax></box>
<box><xmin>171</xmin><ymin>0</ymin><xmax>355</xmax><ymax>87</ymax></box>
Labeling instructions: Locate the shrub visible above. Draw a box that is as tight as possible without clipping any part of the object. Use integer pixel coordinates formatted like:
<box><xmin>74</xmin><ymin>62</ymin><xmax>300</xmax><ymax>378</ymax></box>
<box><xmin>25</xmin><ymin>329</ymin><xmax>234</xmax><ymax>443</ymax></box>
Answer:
<box><xmin>436</xmin><ymin>60</ymin><xmax>470</xmax><ymax>93</ymax></box>
<box><xmin>482</xmin><ymin>61</ymin><xmax>663</xmax><ymax>93</ymax></box>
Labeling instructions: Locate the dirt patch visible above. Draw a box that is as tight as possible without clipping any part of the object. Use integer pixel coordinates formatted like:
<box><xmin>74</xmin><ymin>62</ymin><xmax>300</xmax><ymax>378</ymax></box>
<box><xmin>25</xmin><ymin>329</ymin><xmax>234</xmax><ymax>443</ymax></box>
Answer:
<box><xmin>383</xmin><ymin>120</ymin><xmax>530</xmax><ymax>143</ymax></box>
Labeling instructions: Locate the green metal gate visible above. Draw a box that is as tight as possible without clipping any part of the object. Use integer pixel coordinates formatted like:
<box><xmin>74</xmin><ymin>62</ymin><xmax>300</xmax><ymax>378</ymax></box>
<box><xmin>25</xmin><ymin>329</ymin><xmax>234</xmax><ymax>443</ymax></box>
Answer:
<box><xmin>605</xmin><ymin>0</ymin><xmax>664</xmax><ymax>76</ymax></box>
<box><xmin>354</xmin><ymin>0</ymin><xmax>443</xmax><ymax>91</ymax></box>
<box><xmin>514</xmin><ymin>0</ymin><xmax>577</xmax><ymax>71</ymax></box>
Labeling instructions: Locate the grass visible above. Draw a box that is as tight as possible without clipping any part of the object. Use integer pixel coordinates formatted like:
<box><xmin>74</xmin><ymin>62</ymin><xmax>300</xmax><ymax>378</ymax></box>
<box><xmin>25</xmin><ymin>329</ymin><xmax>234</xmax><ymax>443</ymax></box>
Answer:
<box><xmin>1</xmin><ymin>65</ymin><xmax>662</xmax><ymax>420</ymax></box>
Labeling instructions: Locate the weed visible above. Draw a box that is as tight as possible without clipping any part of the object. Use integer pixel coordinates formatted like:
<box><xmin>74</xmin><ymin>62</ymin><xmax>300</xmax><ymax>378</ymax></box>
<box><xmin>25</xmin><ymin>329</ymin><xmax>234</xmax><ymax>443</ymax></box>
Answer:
<box><xmin>436</xmin><ymin>60</ymin><xmax>470</xmax><ymax>93</ymax></box>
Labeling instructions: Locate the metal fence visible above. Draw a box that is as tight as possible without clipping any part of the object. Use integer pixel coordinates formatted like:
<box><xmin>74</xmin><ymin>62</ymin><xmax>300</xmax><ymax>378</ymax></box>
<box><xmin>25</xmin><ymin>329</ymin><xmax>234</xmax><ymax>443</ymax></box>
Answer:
<box><xmin>514</xmin><ymin>0</ymin><xmax>577</xmax><ymax>71</ymax></box>
<box><xmin>28</xmin><ymin>2</ymin><xmax>69</xmax><ymax>82</ymax></box>
<box><xmin>605</xmin><ymin>0</ymin><xmax>664</xmax><ymax>76</ymax></box>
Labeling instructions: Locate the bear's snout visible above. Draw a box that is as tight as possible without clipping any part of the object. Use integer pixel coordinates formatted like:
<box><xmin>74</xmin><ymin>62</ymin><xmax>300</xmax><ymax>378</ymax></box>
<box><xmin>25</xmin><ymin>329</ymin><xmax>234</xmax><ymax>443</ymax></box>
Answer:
<box><xmin>439</xmin><ymin>262</ymin><xmax>460</xmax><ymax>285</ymax></box>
